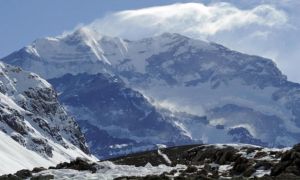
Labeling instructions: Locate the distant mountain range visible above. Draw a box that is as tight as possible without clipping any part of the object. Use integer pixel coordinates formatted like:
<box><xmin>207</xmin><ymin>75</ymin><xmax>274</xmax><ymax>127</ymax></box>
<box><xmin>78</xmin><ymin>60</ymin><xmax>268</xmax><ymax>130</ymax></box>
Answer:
<box><xmin>2</xmin><ymin>27</ymin><xmax>300</xmax><ymax>160</ymax></box>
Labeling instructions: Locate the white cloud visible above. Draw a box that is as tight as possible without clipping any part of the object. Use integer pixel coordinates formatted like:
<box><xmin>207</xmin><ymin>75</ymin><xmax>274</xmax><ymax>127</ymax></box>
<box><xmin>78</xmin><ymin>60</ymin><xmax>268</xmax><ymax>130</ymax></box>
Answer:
<box><xmin>87</xmin><ymin>2</ymin><xmax>287</xmax><ymax>40</ymax></box>
<box><xmin>79</xmin><ymin>1</ymin><xmax>300</xmax><ymax>83</ymax></box>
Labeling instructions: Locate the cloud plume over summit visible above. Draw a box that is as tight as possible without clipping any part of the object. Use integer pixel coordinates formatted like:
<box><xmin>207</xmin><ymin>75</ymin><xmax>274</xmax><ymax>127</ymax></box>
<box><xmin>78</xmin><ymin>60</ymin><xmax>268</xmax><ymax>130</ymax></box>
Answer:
<box><xmin>87</xmin><ymin>2</ymin><xmax>287</xmax><ymax>40</ymax></box>
<box><xmin>82</xmin><ymin>2</ymin><xmax>300</xmax><ymax>83</ymax></box>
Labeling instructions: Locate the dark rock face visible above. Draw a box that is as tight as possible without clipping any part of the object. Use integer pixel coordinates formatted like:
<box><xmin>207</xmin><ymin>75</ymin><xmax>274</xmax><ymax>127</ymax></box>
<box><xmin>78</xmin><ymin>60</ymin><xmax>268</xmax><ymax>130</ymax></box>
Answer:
<box><xmin>49</xmin><ymin>73</ymin><xmax>195</xmax><ymax>158</ymax></box>
<box><xmin>15</xmin><ymin>170</ymin><xmax>32</xmax><ymax>179</ymax></box>
<box><xmin>31</xmin><ymin>167</ymin><xmax>47</xmax><ymax>173</ymax></box>
<box><xmin>78</xmin><ymin>120</ymin><xmax>141</xmax><ymax>158</ymax></box>
<box><xmin>1</xmin><ymin>158</ymin><xmax>96</xmax><ymax>179</ymax></box>
<box><xmin>0</xmin><ymin>174</ymin><xmax>22</xmax><ymax>180</ymax></box>
<box><xmin>53</xmin><ymin>157</ymin><xmax>97</xmax><ymax>173</ymax></box>
<box><xmin>271</xmin><ymin>144</ymin><xmax>300</xmax><ymax>176</ymax></box>
<box><xmin>0</xmin><ymin>173</ymin><xmax>54</xmax><ymax>180</ymax></box>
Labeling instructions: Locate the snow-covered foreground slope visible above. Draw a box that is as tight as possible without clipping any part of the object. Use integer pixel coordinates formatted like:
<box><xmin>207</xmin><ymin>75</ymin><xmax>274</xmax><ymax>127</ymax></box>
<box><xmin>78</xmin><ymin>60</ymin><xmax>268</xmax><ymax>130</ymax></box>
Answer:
<box><xmin>0</xmin><ymin>62</ymin><xmax>96</xmax><ymax>175</ymax></box>
<box><xmin>0</xmin><ymin>131</ymin><xmax>52</xmax><ymax>175</ymax></box>
<box><xmin>3</xmin><ymin>28</ymin><xmax>300</xmax><ymax>149</ymax></box>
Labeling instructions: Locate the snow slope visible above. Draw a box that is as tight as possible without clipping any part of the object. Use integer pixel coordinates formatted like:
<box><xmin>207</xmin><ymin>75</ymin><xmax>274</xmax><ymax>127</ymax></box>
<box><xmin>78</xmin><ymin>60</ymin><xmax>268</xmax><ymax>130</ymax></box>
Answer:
<box><xmin>0</xmin><ymin>131</ymin><xmax>52</xmax><ymax>175</ymax></box>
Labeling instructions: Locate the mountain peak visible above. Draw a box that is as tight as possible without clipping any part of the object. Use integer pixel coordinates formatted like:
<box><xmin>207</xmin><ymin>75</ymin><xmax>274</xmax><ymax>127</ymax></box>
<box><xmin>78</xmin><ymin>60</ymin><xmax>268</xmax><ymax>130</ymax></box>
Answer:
<box><xmin>64</xmin><ymin>27</ymin><xmax>100</xmax><ymax>42</ymax></box>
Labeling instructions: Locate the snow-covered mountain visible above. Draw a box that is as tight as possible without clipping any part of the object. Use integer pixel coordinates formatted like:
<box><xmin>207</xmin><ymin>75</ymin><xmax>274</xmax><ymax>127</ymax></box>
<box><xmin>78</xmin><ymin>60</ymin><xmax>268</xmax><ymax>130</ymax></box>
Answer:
<box><xmin>0</xmin><ymin>62</ymin><xmax>95</xmax><ymax>174</ymax></box>
<box><xmin>3</xmin><ymin>27</ymin><xmax>300</xmax><ymax>150</ymax></box>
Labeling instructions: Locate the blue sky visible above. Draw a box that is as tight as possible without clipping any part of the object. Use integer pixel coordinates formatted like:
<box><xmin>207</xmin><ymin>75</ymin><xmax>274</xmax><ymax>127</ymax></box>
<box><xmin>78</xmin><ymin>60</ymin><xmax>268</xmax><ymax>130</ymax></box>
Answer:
<box><xmin>0</xmin><ymin>0</ymin><xmax>192</xmax><ymax>57</ymax></box>
<box><xmin>1</xmin><ymin>0</ymin><xmax>300</xmax><ymax>82</ymax></box>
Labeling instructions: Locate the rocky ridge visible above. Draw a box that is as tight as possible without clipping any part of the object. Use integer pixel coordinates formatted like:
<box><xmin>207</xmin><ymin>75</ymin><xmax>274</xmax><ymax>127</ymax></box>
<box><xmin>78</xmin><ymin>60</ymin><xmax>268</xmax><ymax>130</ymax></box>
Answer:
<box><xmin>0</xmin><ymin>62</ymin><xmax>94</xmax><ymax>174</ymax></box>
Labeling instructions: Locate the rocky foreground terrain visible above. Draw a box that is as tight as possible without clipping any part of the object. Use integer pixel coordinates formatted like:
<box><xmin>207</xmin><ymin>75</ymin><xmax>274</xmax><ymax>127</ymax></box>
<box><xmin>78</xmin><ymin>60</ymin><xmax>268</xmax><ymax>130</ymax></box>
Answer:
<box><xmin>2</xmin><ymin>143</ymin><xmax>300</xmax><ymax>179</ymax></box>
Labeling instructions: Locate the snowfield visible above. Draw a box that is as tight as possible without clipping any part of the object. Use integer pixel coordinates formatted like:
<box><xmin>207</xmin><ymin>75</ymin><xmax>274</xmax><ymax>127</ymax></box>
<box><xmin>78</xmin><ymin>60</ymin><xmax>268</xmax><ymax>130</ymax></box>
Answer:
<box><xmin>33</xmin><ymin>161</ymin><xmax>186</xmax><ymax>180</ymax></box>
